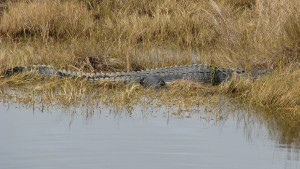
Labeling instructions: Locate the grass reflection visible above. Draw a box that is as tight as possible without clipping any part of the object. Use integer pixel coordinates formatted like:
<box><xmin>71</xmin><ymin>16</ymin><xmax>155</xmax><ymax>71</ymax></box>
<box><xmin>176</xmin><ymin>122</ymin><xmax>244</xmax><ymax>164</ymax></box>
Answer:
<box><xmin>0</xmin><ymin>77</ymin><xmax>299</xmax><ymax>147</ymax></box>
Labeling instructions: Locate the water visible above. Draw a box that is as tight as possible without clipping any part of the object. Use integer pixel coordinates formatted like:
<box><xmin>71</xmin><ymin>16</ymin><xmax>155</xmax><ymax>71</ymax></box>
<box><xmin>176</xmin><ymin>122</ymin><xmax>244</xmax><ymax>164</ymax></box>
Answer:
<box><xmin>0</xmin><ymin>101</ymin><xmax>299</xmax><ymax>169</ymax></box>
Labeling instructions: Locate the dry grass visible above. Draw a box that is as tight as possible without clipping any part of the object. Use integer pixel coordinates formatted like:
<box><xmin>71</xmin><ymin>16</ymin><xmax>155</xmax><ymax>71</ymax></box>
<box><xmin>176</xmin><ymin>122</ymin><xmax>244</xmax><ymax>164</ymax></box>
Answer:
<box><xmin>0</xmin><ymin>74</ymin><xmax>223</xmax><ymax>116</ymax></box>
<box><xmin>221</xmin><ymin>66</ymin><xmax>300</xmax><ymax>113</ymax></box>
<box><xmin>0</xmin><ymin>0</ymin><xmax>94</xmax><ymax>39</ymax></box>
<box><xmin>0</xmin><ymin>0</ymin><xmax>299</xmax><ymax>116</ymax></box>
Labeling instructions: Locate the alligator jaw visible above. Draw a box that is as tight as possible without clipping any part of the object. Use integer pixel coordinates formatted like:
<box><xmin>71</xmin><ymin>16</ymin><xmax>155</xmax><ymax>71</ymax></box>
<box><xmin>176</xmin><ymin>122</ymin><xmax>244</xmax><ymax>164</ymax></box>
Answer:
<box><xmin>250</xmin><ymin>68</ymin><xmax>273</xmax><ymax>78</ymax></box>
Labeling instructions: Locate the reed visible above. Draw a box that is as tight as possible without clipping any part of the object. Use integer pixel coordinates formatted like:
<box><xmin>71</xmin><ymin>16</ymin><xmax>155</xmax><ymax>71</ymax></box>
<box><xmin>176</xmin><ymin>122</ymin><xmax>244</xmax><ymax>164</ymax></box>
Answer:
<box><xmin>0</xmin><ymin>0</ymin><xmax>299</xmax><ymax>115</ymax></box>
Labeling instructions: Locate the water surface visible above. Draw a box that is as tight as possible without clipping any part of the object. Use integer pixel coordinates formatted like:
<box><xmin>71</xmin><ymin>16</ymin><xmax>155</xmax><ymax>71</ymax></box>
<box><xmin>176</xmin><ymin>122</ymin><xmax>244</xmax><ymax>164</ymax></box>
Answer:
<box><xmin>0</xmin><ymin>101</ymin><xmax>299</xmax><ymax>169</ymax></box>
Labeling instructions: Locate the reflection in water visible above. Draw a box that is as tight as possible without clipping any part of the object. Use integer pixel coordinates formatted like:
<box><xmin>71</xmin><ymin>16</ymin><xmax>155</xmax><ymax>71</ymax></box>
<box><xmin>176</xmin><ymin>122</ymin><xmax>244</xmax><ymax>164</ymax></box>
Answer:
<box><xmin>0</xmin><ymin>97</ymin><xmax>299</xmax><ymax>169</ymax></box>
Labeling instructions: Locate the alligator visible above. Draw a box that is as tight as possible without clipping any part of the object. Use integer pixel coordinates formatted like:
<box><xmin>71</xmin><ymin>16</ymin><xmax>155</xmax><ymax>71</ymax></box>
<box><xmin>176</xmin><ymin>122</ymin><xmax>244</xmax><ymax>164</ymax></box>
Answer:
<box><xmin>1</xmin><ymin>64</ymin><xmax>273</xmax><ymax>88</ymax></box>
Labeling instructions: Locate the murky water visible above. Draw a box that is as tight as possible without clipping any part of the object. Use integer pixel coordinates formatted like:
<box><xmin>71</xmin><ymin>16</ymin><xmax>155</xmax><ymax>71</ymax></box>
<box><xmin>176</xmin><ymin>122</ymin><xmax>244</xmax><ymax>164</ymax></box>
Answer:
<box><xmin>0</xmin><ymin>101</ymin><xmax>299</xmax><ymax>169</ymax></box>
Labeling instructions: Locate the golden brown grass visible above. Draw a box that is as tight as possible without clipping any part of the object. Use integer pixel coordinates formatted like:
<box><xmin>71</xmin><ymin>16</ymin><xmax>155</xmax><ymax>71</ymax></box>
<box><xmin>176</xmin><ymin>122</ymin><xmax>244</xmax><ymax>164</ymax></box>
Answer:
<box><xmin>0</xmin><ymin>0</ymin><xmax>94</xmax><ymax>39</ymax></box>
<box><xmin>221</xmin><ymin>66</ymin><xmax>300</xmax><ymax>113</ymax></box>
<box><xmin>0</xmin><ymin>0</ymin><xmax>299</xmax><ymax>116</ymax></box>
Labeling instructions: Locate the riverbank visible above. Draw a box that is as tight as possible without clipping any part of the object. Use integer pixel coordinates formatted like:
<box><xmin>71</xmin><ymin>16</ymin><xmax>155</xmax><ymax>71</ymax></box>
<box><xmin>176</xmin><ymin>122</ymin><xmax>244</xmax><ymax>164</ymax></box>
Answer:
<box><xmin>0</xmin><ymin>0</ymin><xmax>299</xmax><ymax>115</ymax></box>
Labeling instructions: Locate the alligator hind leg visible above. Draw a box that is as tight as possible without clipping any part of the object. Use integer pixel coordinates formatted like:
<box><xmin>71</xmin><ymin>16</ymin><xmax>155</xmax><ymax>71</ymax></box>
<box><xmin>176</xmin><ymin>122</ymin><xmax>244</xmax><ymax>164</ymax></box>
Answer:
<box><xmin>139</xmin><ymin>76</ymin><xmax>166</xmax><ymax>89</ymax></box>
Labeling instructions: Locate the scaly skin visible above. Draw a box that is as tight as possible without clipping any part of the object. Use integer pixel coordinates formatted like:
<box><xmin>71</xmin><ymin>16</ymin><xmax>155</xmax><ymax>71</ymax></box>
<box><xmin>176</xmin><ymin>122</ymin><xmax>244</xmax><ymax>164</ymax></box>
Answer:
<box><xmin>1</xmin><ymin>64</ymin><xmax>273</xmax><ymax>88</ymax></box>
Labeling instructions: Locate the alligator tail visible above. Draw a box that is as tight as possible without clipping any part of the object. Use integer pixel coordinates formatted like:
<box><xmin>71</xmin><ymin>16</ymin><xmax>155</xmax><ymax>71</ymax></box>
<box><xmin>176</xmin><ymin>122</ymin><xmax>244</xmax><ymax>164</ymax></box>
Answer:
<box><xmin>2</xmin><ymin>65</ymin><xmax>141</xmax><ymax>83</ymax></box>
<box><xmin>2</xmin><ymin>65</ymin><xmax>58</xmax><ymax>77</ymax></box>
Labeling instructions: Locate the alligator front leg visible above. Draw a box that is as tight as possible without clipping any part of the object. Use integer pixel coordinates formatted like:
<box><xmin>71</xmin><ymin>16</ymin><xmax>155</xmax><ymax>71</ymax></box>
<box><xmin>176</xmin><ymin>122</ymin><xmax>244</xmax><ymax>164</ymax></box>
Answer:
<box><xmin>139</xmin><ymin>76</ymin><xmax>166</xmax><ymax>89</ymax></box>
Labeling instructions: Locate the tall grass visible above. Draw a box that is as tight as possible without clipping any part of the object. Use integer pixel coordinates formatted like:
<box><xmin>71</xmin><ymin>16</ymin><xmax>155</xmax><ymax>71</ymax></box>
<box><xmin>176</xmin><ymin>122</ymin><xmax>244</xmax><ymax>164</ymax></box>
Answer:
<box><xmin>221</xmin><ymin>66</ymin><xmax>300</xmax><ymax>112</ymax></box>
<box><xmin>0</xmin><ymin>0</ymin><xmax>299</xmax><ymax>114</ymax></box>
<box><xmin>0</xmin><ymin>0</ymin><xmax>94</xmax><ymax>39</ymax></box>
